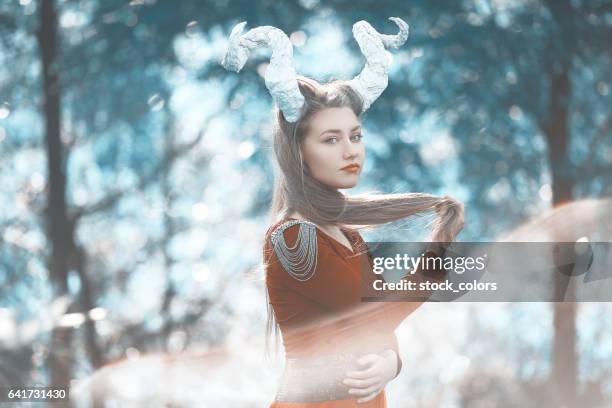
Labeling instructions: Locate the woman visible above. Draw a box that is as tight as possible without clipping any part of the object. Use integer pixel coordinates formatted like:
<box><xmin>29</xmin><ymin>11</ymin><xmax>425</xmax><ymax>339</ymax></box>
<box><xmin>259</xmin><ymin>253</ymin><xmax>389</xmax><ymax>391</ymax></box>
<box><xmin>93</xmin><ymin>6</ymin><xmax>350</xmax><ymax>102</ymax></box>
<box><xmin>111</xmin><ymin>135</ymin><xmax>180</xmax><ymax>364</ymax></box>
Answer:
<box><xmin>222</xmin><ymin>17</ymin><xmax>464</xmax><ymax>407</ymax></box>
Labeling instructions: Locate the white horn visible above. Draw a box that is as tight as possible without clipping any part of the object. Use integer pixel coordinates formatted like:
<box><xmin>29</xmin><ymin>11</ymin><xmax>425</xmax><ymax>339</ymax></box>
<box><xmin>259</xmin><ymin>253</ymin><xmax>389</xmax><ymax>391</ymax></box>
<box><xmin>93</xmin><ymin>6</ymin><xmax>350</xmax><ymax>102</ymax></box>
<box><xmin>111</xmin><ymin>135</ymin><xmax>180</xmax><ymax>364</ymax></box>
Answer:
<box><xmin>221</xmin><ymin>22</ymin><xmax>305</xmax><ymax>123</ymax></box>
<box><xmin>347</xmin><ymin>17</ymin><xmax>409</xmax><ymax>112</ymax></box>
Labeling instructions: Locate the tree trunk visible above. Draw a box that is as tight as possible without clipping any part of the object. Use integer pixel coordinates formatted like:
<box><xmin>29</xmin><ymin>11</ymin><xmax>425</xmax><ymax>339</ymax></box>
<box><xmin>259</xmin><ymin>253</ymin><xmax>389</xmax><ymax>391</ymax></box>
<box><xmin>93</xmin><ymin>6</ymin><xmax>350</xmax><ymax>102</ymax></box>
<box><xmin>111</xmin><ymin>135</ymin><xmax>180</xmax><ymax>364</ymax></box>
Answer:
<box><xmin>542</xmin><ymin>63</ymin><xmax>578</xmax><ymax>406</ymax></box>
<box><xmin>74</xmin><ymin>247</ymin><xmax>104</xmax><ymax>369</ymax></box>
<box><xmin>37</xmin><ymin>0</ymin><xmax>73</xmax><ymax>394</ymax></box>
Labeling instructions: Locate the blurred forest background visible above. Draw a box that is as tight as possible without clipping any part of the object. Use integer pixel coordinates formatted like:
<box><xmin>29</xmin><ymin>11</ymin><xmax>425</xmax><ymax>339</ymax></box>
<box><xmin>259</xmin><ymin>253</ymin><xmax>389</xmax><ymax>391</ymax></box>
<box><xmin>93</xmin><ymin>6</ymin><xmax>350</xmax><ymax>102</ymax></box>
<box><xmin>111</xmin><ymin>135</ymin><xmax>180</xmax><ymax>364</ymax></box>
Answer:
<box><xmin>0</xmin><ymin>0</ymin><xmax>611</xmax><ymax>406</ymax></box>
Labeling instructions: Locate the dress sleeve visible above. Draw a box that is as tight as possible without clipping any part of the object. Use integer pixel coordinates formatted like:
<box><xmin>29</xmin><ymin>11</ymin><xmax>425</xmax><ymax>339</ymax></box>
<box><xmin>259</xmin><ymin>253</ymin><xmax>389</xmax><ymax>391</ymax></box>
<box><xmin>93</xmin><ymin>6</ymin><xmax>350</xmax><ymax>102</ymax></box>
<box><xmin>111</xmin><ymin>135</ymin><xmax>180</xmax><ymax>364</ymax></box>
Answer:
<box><xmin>337</xmin><ymin>249</ymin><xmax>448</xmax><ymax>336</ymax></box>
<box><xmin>267</xmin><ymin>220</ymin><xmax>362</xmax><ymax>310</ymax></box>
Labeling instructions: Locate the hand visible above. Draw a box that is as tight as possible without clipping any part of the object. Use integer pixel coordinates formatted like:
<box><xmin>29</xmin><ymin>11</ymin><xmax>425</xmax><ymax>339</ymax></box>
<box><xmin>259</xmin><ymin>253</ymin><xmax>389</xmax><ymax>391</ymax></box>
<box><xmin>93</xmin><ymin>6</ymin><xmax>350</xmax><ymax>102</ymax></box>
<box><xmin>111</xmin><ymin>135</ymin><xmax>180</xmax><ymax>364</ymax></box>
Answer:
<box><xmin>433</xmin><ymin>195</ymin><xmax>465</xmax><ymax>242</ymax></box>
<box><xmin>343</xmin><ymin>349</ymin><xmax>398</xmax><ymax>404</ymax></box>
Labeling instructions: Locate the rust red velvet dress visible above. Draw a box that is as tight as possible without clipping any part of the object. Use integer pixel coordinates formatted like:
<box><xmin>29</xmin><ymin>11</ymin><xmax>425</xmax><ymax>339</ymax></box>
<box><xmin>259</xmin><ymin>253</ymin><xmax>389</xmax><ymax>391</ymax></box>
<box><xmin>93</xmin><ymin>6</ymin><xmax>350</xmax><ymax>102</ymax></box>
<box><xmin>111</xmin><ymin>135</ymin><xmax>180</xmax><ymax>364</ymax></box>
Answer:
<box><xmin>264</xmin><ymin>218</ymin><xmax>425</xmax><ymax>407</ymax></box>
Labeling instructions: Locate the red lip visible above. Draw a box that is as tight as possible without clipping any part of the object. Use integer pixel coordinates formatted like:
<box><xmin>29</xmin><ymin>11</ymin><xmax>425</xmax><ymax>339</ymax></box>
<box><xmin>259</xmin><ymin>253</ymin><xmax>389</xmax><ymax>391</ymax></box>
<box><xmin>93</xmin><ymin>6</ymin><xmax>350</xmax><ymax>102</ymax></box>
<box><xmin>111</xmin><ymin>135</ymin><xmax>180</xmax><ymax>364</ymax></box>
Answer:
<box><xmin>341</xmin><ymin>164</ymin><xmax>361</xmax><ymax>172</ymax></box>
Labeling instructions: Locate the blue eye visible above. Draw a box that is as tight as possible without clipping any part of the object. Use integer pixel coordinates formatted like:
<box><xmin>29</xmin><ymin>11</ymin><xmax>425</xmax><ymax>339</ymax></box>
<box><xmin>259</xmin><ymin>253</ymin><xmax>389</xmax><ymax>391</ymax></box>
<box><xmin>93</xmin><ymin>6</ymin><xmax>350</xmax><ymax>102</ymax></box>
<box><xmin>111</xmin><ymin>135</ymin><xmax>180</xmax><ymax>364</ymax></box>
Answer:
<box><xmin>324</xmin><ymin>137</ymin><xmax>338</xmax><ymax>144</ymax></box>
<box><xmin>351</xmin><ymin>133</ymin><xmax>363</xmax><ymax>142</ymax></box>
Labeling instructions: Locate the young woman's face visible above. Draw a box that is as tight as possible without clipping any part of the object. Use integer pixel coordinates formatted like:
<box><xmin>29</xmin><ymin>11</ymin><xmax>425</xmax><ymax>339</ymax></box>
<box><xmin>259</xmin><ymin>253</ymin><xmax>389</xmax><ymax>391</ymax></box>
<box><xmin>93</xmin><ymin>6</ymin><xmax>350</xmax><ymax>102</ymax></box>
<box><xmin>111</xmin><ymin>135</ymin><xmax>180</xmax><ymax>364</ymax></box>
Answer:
<box><xmin>300</xmin><ymin>106</ymin><xmax>365</xmax><ymax>189</ymax></box>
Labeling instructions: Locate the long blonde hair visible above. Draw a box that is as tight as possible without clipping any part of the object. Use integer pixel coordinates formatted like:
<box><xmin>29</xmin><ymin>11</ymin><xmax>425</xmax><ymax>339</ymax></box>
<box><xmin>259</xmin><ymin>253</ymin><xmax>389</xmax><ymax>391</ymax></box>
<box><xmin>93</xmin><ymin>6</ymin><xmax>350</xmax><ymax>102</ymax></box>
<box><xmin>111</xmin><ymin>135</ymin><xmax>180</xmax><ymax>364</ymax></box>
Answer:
<box><xmin>265</xmin><ymin>76</ymin><xmax>464</xmax><ymax>353</ymax></box>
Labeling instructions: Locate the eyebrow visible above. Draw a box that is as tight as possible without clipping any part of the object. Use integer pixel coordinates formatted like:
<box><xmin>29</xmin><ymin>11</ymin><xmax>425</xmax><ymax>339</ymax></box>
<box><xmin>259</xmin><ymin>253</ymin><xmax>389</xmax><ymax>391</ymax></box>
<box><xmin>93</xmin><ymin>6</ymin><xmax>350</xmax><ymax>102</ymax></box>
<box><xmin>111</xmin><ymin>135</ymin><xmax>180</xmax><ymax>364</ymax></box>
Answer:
<box><xmin>320</xmin><ymin>126</ymin><xmax>361</xmax><ymax>137</ymax></box>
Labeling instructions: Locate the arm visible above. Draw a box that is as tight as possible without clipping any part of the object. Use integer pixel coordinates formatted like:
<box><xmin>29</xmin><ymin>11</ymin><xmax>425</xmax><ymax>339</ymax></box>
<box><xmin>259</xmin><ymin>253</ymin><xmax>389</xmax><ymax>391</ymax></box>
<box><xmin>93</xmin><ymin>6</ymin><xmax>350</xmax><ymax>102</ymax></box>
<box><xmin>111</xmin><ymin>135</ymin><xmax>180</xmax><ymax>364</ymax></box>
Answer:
<box><xmin>389</xmin><ymin>334</ymin><xmax>402</xmax><ymax>377</ymax></box>
<box><xmin>360</xmin><ymin>242</ymin><xmax>450</xmax><ymax>329</ymax></box>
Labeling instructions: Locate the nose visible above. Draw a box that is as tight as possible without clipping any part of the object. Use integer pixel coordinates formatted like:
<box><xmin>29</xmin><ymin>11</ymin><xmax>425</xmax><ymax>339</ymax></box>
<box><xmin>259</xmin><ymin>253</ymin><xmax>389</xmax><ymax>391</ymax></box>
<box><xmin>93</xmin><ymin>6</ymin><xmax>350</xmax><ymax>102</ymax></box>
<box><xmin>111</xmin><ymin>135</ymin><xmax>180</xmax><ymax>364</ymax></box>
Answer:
<box><xmin>342</xmin><ymin>138</ymin><xmax>359</xmax><ymax>160</ymax></box>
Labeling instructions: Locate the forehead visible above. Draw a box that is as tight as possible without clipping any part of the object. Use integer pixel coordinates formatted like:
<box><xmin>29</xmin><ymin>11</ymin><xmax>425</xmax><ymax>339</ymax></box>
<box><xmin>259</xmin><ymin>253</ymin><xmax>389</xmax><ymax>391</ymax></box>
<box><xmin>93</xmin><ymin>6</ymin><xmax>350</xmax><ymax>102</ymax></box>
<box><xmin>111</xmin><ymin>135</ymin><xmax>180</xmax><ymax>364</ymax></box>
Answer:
<box><xmin>307</xmin><ymin>107</ymin><xmax>360</xmax><ymax>134</ymax></box>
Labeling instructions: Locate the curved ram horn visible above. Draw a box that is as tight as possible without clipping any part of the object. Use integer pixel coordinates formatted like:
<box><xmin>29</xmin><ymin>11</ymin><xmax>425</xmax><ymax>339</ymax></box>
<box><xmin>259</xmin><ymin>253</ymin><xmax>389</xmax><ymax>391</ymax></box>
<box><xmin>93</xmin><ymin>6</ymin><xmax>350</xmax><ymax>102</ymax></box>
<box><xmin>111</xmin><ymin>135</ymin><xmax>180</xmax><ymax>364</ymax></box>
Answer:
<box><xmin>221</xmin><ymin>22</ymin><xmax>305</xmax><ymax>122</ymax></box>
<box><xmin>347</xmin><ymin>17</ymin><xmax>409</xmax><ymax>112</ymax></box>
